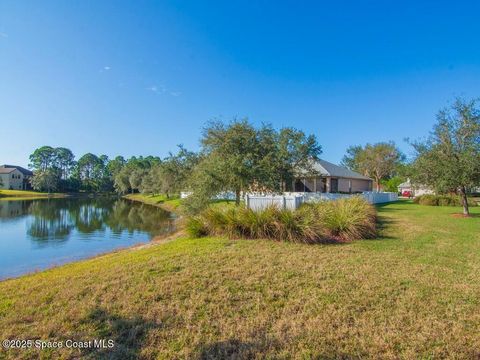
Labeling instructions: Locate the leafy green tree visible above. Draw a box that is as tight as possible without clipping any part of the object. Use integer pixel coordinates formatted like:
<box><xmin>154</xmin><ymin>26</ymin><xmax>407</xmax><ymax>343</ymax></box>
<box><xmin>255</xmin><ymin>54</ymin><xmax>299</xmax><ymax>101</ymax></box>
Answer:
<box><xmin>380</xmin><ymin>176</ymin><xmax>404</xmax><ymax>193</ymax></box>
<box><xmin>195</xmin><ymin>120</ymin><xmax>269</xmax><ymax>204</ymax></box>
<box><xmin>29</xmin><ymin>146</ymin><xmax>56</xmax><ymax>171</ymax></box>
<box><xmin>113</xmin><ymin>166</ymin><xmax>131</xmax><ymax>194</ymax></box>
<box><xmin>54</xmin><ymin>147</ymin><xmax>75</xmax><ymax>179</ymax></box>
<box><xmin>75</xmin><ymin>153</ymin><xmax>104</xmax><ymax>191</ymax></box>
<box><xmin>153</xmin><ymin>146</ymin><xmax>199</xmax><ymax>198</ymax></box>
<box><xmin>276</xmin><ymin>127</ymin><xmax>322</xmax><ymax>191</ymax></box>
<box><xmin>107</xmin><ymin>156</ymin><xmax>126</xmax><ymax>178</ymax></box>
<box><xmin>341</xmin><ymin>142</ymin><xmax>405</xmax><ymax>191</ymax></box>
<box><xmin>188</xmin><ymin>119</ymin><xmax>321</xmax><ymax>208</ymax></box>
<box><xmin>128</xmin><ymin>168</ymin><xmax>147</xmax><ymax>193</ymax></box>
<box><xmin>411</xmin><ymin>98</ymin><xmax>480</xmax><ymax>215</ymax></box>
<box><xmin>30</xmin><ymin>168</ymin><xmax>61</xmax><ymax>193</ymax></box>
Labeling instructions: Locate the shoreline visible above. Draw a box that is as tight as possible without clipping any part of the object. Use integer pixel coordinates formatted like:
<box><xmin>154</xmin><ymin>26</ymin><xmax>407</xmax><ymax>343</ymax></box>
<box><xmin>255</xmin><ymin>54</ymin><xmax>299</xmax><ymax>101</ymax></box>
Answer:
<box><xmin>123</xmin><ymin>193</ymin><xmax>183</xmax><ymax>214</ymax></box>
<box><xmin>0</xmin><ymin>195</ymin><xmax>183</xmax><ymax>283</ymax></box>
<box><xmin>0</xmin><ymin>231</ymin><xmax>183</xmax><ymax>283</ymax></box>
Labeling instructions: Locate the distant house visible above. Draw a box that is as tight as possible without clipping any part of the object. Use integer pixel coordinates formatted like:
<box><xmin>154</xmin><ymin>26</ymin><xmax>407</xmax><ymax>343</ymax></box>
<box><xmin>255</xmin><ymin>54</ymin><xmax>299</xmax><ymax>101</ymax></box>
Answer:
<box><xmin>0</xmin><ymin>165</ymin><xmax>33</xmax><ymax>190</ymax></box>
<box><xmin>397</xmin><ymin>179</ymin><xmax>434</xmax><ymax>197</ymax></box>
<box><xmin>291</xmin><ymin>159</ymin><xmax>373</xmax><ymax>193</ymax></box>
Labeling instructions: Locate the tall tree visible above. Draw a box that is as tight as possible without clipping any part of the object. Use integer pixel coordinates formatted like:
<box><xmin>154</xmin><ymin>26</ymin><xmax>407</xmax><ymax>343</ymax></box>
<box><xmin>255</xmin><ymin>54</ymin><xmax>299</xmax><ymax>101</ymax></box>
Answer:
<box><xmin>107</xmin><ymin>156</ymin><xmax>126</xmax><ymax>178</ymax></box>
<box><xmin>76</xmin><ymin>153</ymin><xmax>103</xmax><ymax>191</ymax></box>
<box><xmin>30</xmin><ymin>168</ymin><xmax>61</xmax><ymax>193</ymax></box>
<box><xmin>54</xmin><ymin>147</ymin><xmax>75</xmax><ymax>180</ymax></box>
<box><xmin>411</xmin><ymin>98</ymin><xmax>480</xmax><ymax>215</ymax></box>
<box><xmin>276</xmin><ymin>127</ymin><xmax>322</xmax><ymax>191</ymax></box>
<box><xmin>341</xmin><ymin>142</ymin><xmax>405</xmax><ymax>191</ymax></box>
<box><xmin>155</xmin><ymin>146</ymin><xmax>199</xmax><ymax>197</ymax></box>
<box><xmin>29</xmin><ymin>146</ymin><xmax>56</xmax><ymax>171</ymax></box>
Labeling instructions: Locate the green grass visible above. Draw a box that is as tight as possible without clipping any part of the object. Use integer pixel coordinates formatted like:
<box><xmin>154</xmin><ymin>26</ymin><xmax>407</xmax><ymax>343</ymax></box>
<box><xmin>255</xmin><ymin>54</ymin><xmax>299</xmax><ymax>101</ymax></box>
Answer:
<box><xmin>1</xmin><ymin>201</ymin><xmax>480</xmax><ymax>359</ymax></box>
<box><xmin>0</xmin><ymin>189</ymin><xmax>66</xmax><ymax>199</ymax></box>
<box><xmin>124</xmin><ymin>193</ymin><xmax>183</xmax><ymax>212</ymax></box>
<box><xmin>124</xmin><ymin>194</ymin><xmax>235</xmax><ymax>215</ymax></box>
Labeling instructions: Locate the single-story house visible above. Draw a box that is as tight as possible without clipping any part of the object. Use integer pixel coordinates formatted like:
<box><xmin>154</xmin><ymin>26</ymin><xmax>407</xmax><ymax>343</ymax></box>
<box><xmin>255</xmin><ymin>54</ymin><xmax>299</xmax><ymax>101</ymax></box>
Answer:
<box><xmin>291</xmin><ymin>159</ymin><xmax>373</xmax><ymax>193</ymax></box>
<box><xmin>397</xmin><ymin>179</ymin><xmax>434</xmax><ymax>197</ymax></box>
<box><xmin>0</xmin><ymin>165</ymin><xmax>33</xmax><ymax>190</ymax></box>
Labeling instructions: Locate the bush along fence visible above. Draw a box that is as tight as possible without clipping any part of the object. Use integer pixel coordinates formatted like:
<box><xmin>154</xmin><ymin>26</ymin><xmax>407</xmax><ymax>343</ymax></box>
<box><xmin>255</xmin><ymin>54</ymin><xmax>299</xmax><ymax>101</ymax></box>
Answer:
<box><xmin>187</xmin><ymin>197</ymin><xmax>377</xmax><ymax>243</ymax></box>
<box><xmin>245</xmin><ymin>191</ymin><xmax>398</xmax><ymax>211</ymax></box>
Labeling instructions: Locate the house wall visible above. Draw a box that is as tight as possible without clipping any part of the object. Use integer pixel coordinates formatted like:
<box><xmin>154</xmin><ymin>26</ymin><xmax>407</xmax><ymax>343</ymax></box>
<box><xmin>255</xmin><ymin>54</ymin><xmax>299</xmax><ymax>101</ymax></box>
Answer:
<box><xmin>1</xmin><ymin>169</ymin><xmax>24</xmax><ymax>190</ymax></box>
<box><xmin>335</xmin><ymin>178</ymin><xmax>372</xmax><ymax>193</ymax></box>
<box><xmin>293</xmin><ymin>177</ymin><xmax>372</xmax><ymax>193</ymax></box>
<box><xmin>414</xmin><ymin>187</ymin><xmax>435</xmax><ymax>196</ymax></box>
<box><xmin>0</xmin><ymin>173</ymin><xmax>10</xmax><ymax>189</ymax></box>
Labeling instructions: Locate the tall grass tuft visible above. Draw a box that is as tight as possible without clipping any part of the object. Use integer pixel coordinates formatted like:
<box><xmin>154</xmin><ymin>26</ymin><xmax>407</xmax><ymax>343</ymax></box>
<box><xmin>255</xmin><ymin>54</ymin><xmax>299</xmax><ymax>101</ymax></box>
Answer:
<box><xmin>186</xmin><ymin>196</ymin><xmax>377</xmax><ymax>243</ymax></box>
<box><xmin>306</xmin><ymin>197</ymin><xmax>377</xmax><ymax>241</ymax></box>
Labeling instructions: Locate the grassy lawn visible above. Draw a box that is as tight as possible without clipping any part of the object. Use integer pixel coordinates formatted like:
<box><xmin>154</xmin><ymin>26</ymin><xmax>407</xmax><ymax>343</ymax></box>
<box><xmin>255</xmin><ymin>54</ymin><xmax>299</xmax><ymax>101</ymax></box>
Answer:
<box><xmin>0</xmin><ymin>189</ymin><xmax>66</xmax><ymax>199</ymax></box>
<box><xmin>0</xmin><ymin>201</ymin><xmax>479</xmax><ymax>359</ymax></box>
<box><xmin>124</xmin><ymin>194</ymin><xmax>183</xmax><ymax>212</ymax></box>
<box><xmin>124</xmin><ymin>193</ymin><xmax>235</xmax><ymax>214</ymax></box>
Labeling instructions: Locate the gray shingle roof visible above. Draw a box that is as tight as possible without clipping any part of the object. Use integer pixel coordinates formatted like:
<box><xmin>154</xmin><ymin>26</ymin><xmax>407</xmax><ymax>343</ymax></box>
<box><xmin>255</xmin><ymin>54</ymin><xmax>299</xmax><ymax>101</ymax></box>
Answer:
<box><xmin>312</xmin><ymin>159</ymin><xmax>372</xmax><ymax>180</ymax></box>
<box><xmin>0</xmin><ymin>167</ymin><xmax>15</xmax><ymax>174</ymax></box>
<box><xmin>0</xmin><ymin>165</ymin><xmax>33</xmax><ymax>176</ymax></box>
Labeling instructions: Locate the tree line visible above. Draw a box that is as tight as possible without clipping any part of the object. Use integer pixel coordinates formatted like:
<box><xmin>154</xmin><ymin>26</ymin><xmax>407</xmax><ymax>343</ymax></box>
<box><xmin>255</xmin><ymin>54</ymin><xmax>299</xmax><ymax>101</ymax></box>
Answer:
<box><xmin>28</xmin><ymin>97</ymin><xmax>480</xmax><ymax>215</ymax></box>
<box><xmin>28</xmin><ymin>120</ymin><xmax>321</xmax><ymax>208</ymax></box>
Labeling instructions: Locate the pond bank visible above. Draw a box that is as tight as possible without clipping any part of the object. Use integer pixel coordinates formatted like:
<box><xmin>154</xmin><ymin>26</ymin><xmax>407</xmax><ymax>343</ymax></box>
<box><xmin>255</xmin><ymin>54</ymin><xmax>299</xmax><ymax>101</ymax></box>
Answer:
<box><xmin>0</xmin><ymin>189</ymin><xmax>69</xmax><ymax>200</ymax></box>
<box><xmin>123</xmin><ymin>193</ymin><xmax>183</xmax><ymax>213</ymax></box>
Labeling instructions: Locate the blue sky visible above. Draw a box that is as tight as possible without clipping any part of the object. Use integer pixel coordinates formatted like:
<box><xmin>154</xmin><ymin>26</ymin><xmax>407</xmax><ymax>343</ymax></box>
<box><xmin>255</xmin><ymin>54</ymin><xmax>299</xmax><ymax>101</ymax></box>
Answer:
<box><xmin>1</xmin><ymin>1</ymin><xmax>480</xmax><ymax>167</ymax></box>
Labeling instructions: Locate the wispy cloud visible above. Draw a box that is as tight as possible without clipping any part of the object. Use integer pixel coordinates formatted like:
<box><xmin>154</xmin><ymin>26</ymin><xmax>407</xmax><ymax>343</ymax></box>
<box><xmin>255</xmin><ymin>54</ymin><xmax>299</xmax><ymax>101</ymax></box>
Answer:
<box><xmin>146</xmin><ymin>84</ymin><xmax>181</xmax><ymax>97</ymax></box>
<box><xmin>0</xmin><ymin>32</ymin><xmax>8</xmax><ymax>38</ymax></box>
<box><xmin>99</xmin><ymin>65</ymin><xmax>112</xmax><ymax>73</ymax></box>
<box><xmin>147</xmin><ymin>85</ymin><xmax>168</xmax><ymax>94</ymax></box>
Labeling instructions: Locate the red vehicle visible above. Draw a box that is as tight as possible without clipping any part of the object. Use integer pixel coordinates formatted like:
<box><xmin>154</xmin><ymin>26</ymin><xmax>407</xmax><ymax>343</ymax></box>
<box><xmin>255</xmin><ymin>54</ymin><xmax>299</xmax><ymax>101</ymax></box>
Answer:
<box><xmin>402</xmin><ymin>190</ymin><xmax>413</xmax><ymax>198</ymax></box>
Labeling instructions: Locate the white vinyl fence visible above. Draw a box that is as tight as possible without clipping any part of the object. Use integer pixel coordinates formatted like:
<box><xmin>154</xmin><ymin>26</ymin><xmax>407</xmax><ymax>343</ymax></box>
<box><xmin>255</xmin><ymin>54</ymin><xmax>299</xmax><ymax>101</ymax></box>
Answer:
<box><xmin>245</xmin><ymin>195</ymin><xmax>305</xmax><ymax>211</ymax></box>
<box><xmin>245</xmin><ymin>192</ymin><xmax>398</xmax><ymax>211</ymax></box>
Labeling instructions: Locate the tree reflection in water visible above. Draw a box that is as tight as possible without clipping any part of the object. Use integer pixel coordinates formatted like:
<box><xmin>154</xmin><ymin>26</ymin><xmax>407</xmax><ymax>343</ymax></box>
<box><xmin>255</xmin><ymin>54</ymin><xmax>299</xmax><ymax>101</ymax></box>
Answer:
<box><xmin>0</xmin><ymin>198</ymin><xmax>175</xmax><ymax>244</ymax></box>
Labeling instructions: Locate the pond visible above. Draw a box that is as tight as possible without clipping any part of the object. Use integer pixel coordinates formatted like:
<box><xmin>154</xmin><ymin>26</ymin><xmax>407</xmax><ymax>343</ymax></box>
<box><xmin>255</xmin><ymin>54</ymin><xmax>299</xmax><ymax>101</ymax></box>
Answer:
<box><xmin>0</xmin><ymin>197</ymin><xmax>176</xmax><ymax>280</ymax></box>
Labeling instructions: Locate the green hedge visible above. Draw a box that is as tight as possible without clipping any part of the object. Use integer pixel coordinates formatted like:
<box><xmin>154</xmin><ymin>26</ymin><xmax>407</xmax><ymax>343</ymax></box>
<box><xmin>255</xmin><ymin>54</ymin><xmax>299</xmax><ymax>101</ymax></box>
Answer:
<box><xmin>186</xmin><ymin>196</ymin><xmax>377</xmax><ymax>243</ymax></box>
<box><xmin>413</xmin><ymin>194</ymin><xmax>478</xmax><ymax>207</ymax></box>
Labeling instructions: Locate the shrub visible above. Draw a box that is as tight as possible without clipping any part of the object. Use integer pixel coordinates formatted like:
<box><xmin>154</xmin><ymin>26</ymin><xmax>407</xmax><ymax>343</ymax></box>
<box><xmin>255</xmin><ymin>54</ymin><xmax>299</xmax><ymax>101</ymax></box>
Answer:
<box><xmin>414</xmin><ymin>194</ymin><xmax>477</xmax><ymax>207</ymax></box>
<box><xmin>185</xmin><ymin>216</ymin><xmax>208</xmax><ymax>238</ymax></box>
<box><xmin>186</xmin><ymin>197</ymin><xmax>377</xmax><ymax>243</ymax></box>
<box><xmin>308</xmin><ymin>196</ymin><xmax>377</xmax><ymax>241</ymax></box>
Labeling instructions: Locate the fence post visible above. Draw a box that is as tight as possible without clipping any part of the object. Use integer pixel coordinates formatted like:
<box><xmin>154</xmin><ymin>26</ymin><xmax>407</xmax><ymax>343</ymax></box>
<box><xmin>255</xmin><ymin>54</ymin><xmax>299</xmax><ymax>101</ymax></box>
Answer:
<box><xmin>246</xmin><ymin>194</ymin><xmax>250</xmax><ymax>209</ymax></box>
<box><xmin>283</xmin><ymin>196</ymin><xmax>286</xmax><ymax>210</ymax></box>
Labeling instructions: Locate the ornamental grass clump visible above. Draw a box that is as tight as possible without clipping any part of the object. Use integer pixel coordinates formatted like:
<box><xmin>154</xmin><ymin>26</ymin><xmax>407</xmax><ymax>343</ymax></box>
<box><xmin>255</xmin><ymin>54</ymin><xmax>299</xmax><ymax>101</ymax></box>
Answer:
<box><xmin>186</xmin><ymin>196</ymin><xmax>377</xmax><ymax>243</ymax></box>
<box><xmin>307</xmin><ymin>196</ymin><xmax>377</xmax><ymax>241</ymax></box>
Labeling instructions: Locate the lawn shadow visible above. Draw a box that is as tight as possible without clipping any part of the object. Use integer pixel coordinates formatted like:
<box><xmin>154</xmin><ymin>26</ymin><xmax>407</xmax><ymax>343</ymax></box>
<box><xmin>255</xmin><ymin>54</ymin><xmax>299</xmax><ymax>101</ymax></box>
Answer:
<box><xmin>368</xmin><ymin>214</ymin><xmax>398</xmax><ymax>241</ymax></box>
<box><xmin>449</xmin><ymin>212</ymin><xmax>480</xmax><ymax>218</ymax></box>
<box><xmin>78</xmin><ymin>307</ymin><xmax>161</xmax><ymax>359</ymax></box>
<box><xmin>196</xmin><ymin>338</ymin><xmax>362</xmax><ymax>359</ymax></box>
<box><xmin>196</xmin><ymin>338</ymin><xmax>276</xmax><ymax>360</ymax></box>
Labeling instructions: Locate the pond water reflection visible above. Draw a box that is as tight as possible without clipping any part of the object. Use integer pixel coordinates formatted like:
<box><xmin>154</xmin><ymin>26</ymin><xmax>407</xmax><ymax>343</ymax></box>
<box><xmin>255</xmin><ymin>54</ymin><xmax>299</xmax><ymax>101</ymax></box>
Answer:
<box><xmin>0</xmin><ymin>197</ymin><xmax>175</xmax><ymax>279</ymax></box>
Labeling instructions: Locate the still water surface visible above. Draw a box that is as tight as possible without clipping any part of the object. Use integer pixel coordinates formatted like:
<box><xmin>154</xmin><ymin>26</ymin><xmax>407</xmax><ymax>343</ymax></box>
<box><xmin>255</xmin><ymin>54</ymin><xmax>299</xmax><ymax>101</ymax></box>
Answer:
<box><xmin>0</xmin><ymin>197</ymin><xmax>175</xmax><ymax>279</ymax></box>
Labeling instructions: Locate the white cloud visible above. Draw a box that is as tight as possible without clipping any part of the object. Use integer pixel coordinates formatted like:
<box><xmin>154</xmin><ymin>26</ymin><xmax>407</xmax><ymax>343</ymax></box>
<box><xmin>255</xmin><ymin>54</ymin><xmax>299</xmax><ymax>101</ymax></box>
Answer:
<box><xmin>104</xmin><ymin>66</ymin><xmax>111</xmax><ymax>71</ymax></box>
<box><xmin>147</xmin><ymin>85</ymin><xmax>167</xmax><ymax>94</ymax></box>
